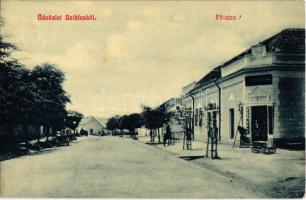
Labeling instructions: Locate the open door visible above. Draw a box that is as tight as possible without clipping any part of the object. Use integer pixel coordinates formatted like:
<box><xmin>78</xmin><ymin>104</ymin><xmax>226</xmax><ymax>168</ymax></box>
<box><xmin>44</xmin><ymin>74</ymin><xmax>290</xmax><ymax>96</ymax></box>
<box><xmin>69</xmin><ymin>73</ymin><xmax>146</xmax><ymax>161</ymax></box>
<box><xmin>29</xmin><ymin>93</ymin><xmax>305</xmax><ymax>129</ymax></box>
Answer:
<box><xmin>251</xmin><ymin>106</ymin><xmax>273</xmax><ymax>141</ymax></box>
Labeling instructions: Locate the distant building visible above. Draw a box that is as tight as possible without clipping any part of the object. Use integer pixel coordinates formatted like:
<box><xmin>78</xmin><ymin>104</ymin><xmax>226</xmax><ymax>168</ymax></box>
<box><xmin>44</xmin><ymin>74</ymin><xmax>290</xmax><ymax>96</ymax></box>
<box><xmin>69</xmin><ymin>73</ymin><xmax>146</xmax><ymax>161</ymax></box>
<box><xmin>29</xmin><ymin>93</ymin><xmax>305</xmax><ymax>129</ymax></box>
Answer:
<box><xmin>137</xmin><ymin>126</ymin><xmax>148</xmax><ymax>137</ymax></box>
<box><xmin>182</xmin><ymin>81</ymin><xmax>196</xmax><ymax>109</ymax></box>
<box><xmin>160</xmin><ymin>97</ymin><xmax>183</xmax><ymax>113</ymax></box>
<box><xmin>76</xmin><ymin>116</ymin><xmax>107</xmax><ymax>135</ymax></box>
<box><xmin>182</xmin><ymin>28</ymin><xmax>305</xmax><ymax>147</ymax></box>
<box><xmin>158</xmin><ymin>97</ymin><xmax>185</xmax><ymax>139</ymax></box>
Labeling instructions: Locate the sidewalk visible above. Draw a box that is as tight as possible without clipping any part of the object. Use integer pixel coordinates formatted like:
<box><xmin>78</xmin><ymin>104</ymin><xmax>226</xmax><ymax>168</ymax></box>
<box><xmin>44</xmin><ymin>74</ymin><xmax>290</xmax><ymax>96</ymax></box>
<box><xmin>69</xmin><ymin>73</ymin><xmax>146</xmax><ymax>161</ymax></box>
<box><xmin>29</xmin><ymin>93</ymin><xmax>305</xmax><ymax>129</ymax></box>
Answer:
<box><xmin>138</xmin><ymin>135</ymin><xmax>305</xmax><ymax>198</ymax></box>
<box><xmin>138</xmin><ymin>135</ymin><xmax>205</xmax><ymax>157</ymax></box>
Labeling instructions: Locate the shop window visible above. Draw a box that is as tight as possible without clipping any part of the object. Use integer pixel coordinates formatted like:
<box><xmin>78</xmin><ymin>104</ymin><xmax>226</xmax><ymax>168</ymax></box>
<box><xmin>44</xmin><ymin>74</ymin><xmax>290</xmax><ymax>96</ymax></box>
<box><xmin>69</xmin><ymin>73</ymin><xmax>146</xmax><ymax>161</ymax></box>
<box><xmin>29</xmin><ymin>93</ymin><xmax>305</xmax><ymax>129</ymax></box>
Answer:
<box><xmin>199</xmin><ymin>108</ymin><xmax>203</xmax><ymax>127</ymax></box>
<box><xmin>245</xmin><ymin>74</ymin><xmax>272</xmax><ymax>86</ymax></box>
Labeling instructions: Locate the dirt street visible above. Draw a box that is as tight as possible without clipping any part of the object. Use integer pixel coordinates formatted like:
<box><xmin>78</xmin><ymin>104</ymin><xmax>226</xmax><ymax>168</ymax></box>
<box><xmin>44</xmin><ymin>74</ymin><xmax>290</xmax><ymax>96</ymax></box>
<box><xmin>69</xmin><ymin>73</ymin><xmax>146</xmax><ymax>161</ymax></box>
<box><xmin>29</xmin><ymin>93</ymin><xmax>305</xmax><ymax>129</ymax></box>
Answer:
<box><xmin>1</xmin><ymin>136</ymin><xmax>266</xmax><ymax>198</ymax></box>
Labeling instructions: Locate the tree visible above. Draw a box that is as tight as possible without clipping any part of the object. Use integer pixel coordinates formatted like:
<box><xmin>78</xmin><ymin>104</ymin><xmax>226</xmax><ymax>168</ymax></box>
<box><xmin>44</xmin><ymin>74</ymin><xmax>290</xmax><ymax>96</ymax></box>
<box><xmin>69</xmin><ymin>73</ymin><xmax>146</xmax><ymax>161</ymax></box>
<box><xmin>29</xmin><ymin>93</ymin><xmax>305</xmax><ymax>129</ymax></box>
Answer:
<box><xmin>65</xmin><ymin>110</ymin><xmax>83</xmax><ymax>134</ymax></box>
<box><xmin>106</xmin><ymin>115</ymin><xmax>120</xmax><ymax>134</ymax></box>
<box><xmin>0</xmin><ymin>16</ymin><xmax>38</xmax><ymax>144</ymax></box>
<box><xmin>0</xmin><ymin>17</ymin><xmax>71</xmax><ymax>146</ymax></box>
<box><xmin>155</xmin><ymin>106</ymin><xmax>171</xmax><ymax>143</ymax></box>
<box><xmin>31</xmin><ymin>63</ymin><xmax>70</xmax><ymax>141</ymax></box>
<box><xmin>118</xmin><ymin>115</ymin><xmax>129</xmax><ymax>134</ymax></box>
<box><xmin>0</xmin><ymin>17</ymin><xmax>17</xmax><ymax>64</ymax></box>
<box><xmin>9</xmin><ymin>66</ymin><xmax>40</xmax><ymax>143</ymax></box>
<box><xmin>142</xmin><ymin>105</ymin><xmax>170</xmax><ymax>143</ymax></box>
<box><xmin>126</xmin><ymin>113</ymin><xmax>144</xmax><ymax>139</ymax></box>
<box><xmin>0</xmin><ymin>62</ymin><xmax>35</xmax><ymax>143</ymax></box>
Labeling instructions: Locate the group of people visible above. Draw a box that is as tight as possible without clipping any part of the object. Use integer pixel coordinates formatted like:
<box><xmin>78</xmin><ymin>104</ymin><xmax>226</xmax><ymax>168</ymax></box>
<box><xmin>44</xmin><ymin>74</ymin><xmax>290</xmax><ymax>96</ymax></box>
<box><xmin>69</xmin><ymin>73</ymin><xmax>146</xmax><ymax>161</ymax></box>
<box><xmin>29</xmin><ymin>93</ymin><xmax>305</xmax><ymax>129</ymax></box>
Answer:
<box><xmin>148</xmin><ymin>124</ymin><xmax>173</xmax><ymax>146</ymax></box>
<box><xmin>149</xmin><ymin>119</ymin><xmax>193</xmax><ymax>147</ymax></box>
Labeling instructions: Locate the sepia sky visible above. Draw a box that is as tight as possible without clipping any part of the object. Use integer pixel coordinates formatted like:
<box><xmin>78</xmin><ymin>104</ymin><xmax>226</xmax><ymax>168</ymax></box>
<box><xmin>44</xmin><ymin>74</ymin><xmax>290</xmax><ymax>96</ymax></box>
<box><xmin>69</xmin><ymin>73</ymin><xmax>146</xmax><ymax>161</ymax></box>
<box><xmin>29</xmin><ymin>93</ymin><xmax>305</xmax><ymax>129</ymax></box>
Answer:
<box><xmin>1</xmin><ymin>1</ymin><xmax>305</xmax><ymax>118</ymax></box>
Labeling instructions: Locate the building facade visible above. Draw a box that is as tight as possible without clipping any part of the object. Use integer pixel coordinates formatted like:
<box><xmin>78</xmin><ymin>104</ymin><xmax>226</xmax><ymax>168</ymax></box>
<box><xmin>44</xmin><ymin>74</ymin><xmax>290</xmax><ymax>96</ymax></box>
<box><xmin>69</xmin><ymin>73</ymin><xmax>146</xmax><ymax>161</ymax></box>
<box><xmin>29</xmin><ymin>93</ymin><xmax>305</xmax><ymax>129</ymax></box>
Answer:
<box><xmin>158</xmin><ymin>97</ymin><xmax>185</xmax><ymax>139</ymax></box>
<box><xmin>76</xmin><ymin>116</ymin><xmax>106</xmax><ymax>135</ymax></box>
<box><xmin>182</xmin><ymin>28</ymin><xmax>305</xmax><ymax>147</ymax></box>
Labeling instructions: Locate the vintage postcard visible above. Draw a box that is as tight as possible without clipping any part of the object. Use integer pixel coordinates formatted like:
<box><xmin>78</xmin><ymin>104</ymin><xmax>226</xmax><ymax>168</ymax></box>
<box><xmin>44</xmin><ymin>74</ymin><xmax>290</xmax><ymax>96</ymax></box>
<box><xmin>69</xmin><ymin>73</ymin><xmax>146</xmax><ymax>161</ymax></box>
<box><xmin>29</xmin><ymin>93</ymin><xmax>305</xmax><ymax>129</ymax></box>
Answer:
<box><xmin>0</xmin><ymin>0</ymin><xmax>305</xmax><ymax>198</ymax></box>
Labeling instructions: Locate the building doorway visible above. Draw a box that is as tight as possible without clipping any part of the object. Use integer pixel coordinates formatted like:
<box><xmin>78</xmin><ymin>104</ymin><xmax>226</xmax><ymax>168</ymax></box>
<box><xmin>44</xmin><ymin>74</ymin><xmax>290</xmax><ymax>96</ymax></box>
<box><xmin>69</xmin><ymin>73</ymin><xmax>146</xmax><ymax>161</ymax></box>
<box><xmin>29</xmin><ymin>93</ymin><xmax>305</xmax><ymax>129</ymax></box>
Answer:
<box><xmin>251</xmin><ymin>105</ymin><xmax>273</xmax><ymax>141</ymax></box>
<box><xmin>229</xmin><ymin>108</ymin><xmax>235</xmax><ymax>139</ymax></box>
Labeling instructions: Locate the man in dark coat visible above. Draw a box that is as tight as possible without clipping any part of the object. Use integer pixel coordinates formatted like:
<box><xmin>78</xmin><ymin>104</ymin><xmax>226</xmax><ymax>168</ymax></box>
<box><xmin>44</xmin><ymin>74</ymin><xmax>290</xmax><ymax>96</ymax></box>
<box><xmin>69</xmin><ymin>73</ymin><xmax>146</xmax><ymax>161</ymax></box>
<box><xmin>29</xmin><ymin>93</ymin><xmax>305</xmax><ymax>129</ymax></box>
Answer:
<box><xmin>164</xmin><ymin>124</ymin><xmax>172</xmax><ymax>146</ymax></box>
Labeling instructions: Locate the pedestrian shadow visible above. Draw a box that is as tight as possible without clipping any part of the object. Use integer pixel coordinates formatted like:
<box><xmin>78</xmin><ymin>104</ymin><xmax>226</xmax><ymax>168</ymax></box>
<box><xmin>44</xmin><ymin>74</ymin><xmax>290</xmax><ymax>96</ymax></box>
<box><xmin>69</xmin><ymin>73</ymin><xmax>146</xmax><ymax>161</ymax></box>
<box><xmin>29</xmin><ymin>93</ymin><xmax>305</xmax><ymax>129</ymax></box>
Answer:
<box><xmin>187</xmin><ymin>148</ymin><xmax>203</xmax><ymax>150</ymax></box>
<box><xmin>145</xmin><ymin>142</ymin><xmax>162</xmax><ymax>145</ymax></box>
<box><xmin>179</xmin><ymin>155</ymin><xmax>205</xmax><ymax>161</ymax></box>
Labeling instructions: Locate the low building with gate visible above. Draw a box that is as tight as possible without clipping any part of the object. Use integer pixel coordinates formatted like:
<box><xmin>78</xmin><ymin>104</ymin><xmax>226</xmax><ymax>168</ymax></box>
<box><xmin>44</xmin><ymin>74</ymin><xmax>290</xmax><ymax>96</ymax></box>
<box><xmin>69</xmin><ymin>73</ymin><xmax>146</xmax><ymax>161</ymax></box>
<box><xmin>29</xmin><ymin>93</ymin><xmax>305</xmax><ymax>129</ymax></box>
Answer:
<box><xmin>76</xmin><ymin>116</ymin><xmax>106</xmax><ymax>135</ymax></box>
<box><xmin>182</xmin><ymin>28</ymin><xmax>305</xmax><ymax>147</ymax></box>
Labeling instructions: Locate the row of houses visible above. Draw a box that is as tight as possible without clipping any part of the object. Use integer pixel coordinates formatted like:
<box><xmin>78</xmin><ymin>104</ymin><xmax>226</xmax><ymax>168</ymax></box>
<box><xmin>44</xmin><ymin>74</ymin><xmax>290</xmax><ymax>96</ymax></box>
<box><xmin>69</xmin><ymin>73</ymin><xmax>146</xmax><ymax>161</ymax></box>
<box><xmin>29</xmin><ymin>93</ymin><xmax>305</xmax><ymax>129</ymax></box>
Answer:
<box><xmin>160</xmin><ymin>28</ymin><xmax>305</xmax><ymax>147</ymax></box>
<box><xmin>78</xmin><ymin>28</ymin><xmax>304</xmax><ymax>148</ymax></box>
<box><xmin>137</xmin><ymin>98</ymin><xmax>185</xmax><ymax>138</ymax></box>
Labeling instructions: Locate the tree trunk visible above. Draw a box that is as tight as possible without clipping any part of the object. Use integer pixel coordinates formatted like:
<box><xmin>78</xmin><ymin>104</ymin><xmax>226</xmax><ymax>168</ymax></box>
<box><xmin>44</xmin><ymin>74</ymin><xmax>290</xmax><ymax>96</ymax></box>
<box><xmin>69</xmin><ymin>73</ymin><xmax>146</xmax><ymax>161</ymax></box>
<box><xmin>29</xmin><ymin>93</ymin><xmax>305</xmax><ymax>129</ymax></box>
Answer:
<box><xmin>23</xmin><ymin>124</ymin><xmax>29</xmax><ymax>145</ymax></box>
<box><xmin>6</xmin><ymin>123</ymin><xmax>14</xmax><ymax>145</ymax></box>
<box><xmin>37</xmin><ymin>126</ymin><xmax>42</xmax><ymax>143</ymax></box>
<box><xmin>46</xmin><ymin>126</ymin><xmax>49</xmax><ymax>141</ymax></box>
<box><xmin>158</xmin><ymin>128</ymin><xmax>161</xmax><ymax>143</ymax></box>
<box><xmin>150</xmin><ymin>129</ymin><xmax>153</xmax><ymax>142</ymax></box>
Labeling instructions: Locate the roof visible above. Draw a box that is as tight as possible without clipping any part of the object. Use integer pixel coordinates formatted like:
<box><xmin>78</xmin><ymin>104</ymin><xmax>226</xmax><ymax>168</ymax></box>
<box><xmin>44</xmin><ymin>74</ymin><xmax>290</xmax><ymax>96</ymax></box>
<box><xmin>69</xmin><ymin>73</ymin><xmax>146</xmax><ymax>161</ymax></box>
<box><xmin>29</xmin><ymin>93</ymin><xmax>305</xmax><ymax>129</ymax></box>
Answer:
<box><xmin>95</xmin><ymin>117</ymin><xmax>108</xmax><ymax>127</ymax></box>
<box><xmin>78</xmin><ymin>116</ymin><xmax>107</xmax><ymax>128</ymax></box>
<box><xmin>222</xmin><ymin>28</ymin><xmax>305</xmax><ymax>68</ymax></box>
<box><xmin>167</xmin><ymin>103</ymin><xmax>184</xmax><ymax>112</ymax></box>
<box><xmin>78</xmin><ymin>117</ymin><xmax>92</xmax><ymax>126</ymax></box>
<box><xmin>182</xmin><ymin>81</ymin><xmax>196</xmax><ymax>90</ymax></box>
<box><xmin>187</xmin><ymin>66</ymin><xmax>221</xmax><ymax>94</ymax></box>
<box><xmin>158</xmin><ymin>98</ymin><xmax>182</xmax><ymax>111</ymax></box>
<box><xmin>187</xmin><ymin>28</ymin><xmax>305</xmax><ymax>95</ymax></box>
<box><xmin>196</xmin><ymin>66</ymin><xmax>221</xmax><ymax>86</ymax></box>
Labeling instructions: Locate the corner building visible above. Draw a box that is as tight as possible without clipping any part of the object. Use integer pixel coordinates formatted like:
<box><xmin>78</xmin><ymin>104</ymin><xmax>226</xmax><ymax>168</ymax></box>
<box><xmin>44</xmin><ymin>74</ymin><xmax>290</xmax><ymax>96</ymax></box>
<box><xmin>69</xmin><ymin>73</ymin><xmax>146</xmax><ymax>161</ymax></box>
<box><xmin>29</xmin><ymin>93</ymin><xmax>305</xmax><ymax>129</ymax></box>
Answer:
<box><xmin>182</xmin><ymin>29</ymin><xmax>305</xmax><ymax>147</ymax></box>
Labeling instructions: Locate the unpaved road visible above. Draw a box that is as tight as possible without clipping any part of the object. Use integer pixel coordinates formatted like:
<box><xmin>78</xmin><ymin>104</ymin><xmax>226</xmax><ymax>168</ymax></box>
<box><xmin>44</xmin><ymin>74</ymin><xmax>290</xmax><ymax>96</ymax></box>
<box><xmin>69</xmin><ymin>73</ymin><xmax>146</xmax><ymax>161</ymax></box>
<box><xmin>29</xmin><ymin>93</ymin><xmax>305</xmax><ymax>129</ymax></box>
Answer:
<box><xmin>0</xmin><ymin>136</ymin><xmax>266</xmax><ymax>198</ymax></box>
